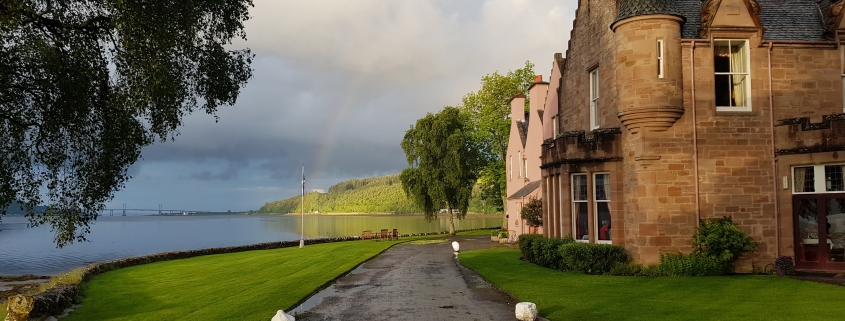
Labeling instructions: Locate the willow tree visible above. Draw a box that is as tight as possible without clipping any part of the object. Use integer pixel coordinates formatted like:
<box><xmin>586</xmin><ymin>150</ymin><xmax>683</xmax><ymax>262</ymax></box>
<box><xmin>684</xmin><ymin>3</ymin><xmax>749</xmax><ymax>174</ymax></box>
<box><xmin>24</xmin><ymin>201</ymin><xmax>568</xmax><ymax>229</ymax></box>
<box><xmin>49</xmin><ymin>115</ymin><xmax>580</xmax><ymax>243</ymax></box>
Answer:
<box><xmin>0</xmin><ymin>0</ymin><xmax>254</xmax><ymax>247</ymax></box>
<box><xmin>400</xmin><ymin>107</ymin><xmax>483</xmax><ymax>235</ymax></box>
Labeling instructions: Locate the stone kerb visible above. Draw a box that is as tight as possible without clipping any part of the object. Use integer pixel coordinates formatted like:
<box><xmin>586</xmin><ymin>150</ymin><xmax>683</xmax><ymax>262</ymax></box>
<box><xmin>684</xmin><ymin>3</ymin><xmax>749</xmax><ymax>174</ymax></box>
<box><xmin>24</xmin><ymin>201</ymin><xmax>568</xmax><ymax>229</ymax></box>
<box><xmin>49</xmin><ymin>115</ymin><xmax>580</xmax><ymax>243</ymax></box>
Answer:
<box><xmin>15</xmin><ymin>228</ymin><xmax>499</xmax><ymax>319</ymax></box>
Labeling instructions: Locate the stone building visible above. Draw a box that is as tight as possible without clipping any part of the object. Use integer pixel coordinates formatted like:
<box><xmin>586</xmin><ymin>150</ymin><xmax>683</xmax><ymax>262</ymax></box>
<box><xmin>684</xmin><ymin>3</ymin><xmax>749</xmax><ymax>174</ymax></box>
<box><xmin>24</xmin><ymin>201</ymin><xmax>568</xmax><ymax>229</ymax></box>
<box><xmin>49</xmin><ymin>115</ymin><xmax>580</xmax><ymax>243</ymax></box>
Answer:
<box><xmin>539</xmin><ymin>0</ymin><xmax>845</xmax><ymax>271</ymax></box>
<box><xmin>506</xmin><ymin>75</ymin><xmax>548</xmax><ymax>240</ymax></box>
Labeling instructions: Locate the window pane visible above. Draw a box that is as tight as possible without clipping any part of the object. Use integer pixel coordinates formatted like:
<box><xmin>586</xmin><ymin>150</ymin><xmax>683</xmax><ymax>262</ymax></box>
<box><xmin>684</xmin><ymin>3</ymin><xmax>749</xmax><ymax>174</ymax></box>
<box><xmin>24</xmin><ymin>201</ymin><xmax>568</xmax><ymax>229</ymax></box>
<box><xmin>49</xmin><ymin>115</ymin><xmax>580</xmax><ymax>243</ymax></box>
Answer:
<box><xmin>597</xmin><ymin>202</ymin><xmax>611</xmax><ymax>241</ymax></box>
<box><xmin>573</xmin><ymin>175</ymin><xmax>587</xmax><ymax>201</ymax></box>
<box><xmin>794</xmin><ymin>167</ymin><xmax>815</xmax><ymax>193</ymax></box>
<box><xmin>595</xmin><ymin>173</ymin><xmax>610</xmax><ymax>201</ymax></box>
<box><xmin>797</xmin><ymin>198</ymin><xmax>819</xmax><ymax>262</ymax></box>
<box><xmin>827</xmin><ymin>198</ymin><xmax>845</xmax><ymax>262</ymax></box>
<box><xmin>729</xmin><ymin>41</ymin><xmax>747</xmax><ymax>73</ymax></box>
<box><xmin>715</xmin><ymin>74</ymin><xmax>732</xmax><ymax>107</ymax></box>
<box><xmin>574</xmin><ymin>202</ymin><xmax>589</xmax><ymax>241</ymax></box>
<box><xmin>714</xmin><ymin>41</ymin><xmax>731</xmax><ymax>72</ymax></box>
<box><xmin>731</xmin><ymin>74</ymin><xmax>748</xmax><ymax>107</ymax></box>
<box><xmin>826</xmin><ymin>165</ymin><xmax>845</xmax><ymax>192</ymax></box>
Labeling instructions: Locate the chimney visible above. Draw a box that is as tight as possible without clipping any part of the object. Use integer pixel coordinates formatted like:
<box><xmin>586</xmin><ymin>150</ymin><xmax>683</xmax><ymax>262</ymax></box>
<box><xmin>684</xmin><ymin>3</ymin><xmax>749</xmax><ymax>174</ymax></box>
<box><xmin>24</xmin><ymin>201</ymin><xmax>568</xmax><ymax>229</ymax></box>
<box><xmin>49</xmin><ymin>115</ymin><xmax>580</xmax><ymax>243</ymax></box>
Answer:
<box><xmin>533</xmin><ymin>75</ymin><xmax>543</xmax><ymax>83</ymax></box>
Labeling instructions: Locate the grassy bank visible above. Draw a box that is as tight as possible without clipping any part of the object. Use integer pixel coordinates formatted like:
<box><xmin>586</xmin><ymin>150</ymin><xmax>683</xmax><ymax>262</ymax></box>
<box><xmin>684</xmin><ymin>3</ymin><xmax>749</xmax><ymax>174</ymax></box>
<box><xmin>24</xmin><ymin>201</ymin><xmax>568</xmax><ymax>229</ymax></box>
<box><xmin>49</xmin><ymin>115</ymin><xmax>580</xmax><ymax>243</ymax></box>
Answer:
<box><xmin>460</xmin><ymin>247</ymin><xmax>845</xmax><ymax>321</ymax></box>
<box><xmin>62</xmin><ymin>238</ymin><xmax>415</xmax><ymax>321</ymax></box>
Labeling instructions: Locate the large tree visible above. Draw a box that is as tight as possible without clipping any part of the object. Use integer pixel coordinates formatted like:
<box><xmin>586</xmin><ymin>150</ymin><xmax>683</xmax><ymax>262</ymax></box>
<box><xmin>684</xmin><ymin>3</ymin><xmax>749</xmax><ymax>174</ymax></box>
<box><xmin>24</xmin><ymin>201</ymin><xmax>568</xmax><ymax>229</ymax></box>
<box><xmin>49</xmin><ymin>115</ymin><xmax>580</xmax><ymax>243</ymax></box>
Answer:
<box><xmin>460</xmin><ymin>61</ymin><xmax>535</xmax><ymax>218</ymax></box>
<box><xmin>0</xmin><ymin>0</ymin><xmax>254</xmax><ymax>247</ymax></box>
<box><xmin>400</xmin><ymin>107</ymin><xmax>483</xmax><ymax>235</ymax></box>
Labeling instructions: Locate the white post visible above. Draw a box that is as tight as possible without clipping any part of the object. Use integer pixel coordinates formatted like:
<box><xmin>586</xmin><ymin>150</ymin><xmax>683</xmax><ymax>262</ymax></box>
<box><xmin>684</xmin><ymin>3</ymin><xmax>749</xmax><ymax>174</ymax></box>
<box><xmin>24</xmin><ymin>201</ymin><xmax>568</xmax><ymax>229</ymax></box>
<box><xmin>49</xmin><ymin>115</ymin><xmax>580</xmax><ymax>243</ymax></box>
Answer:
<box><xmin>300</xmin><ymin>164</ymin><xmax>305</xmax><ymax>248</ymax></box>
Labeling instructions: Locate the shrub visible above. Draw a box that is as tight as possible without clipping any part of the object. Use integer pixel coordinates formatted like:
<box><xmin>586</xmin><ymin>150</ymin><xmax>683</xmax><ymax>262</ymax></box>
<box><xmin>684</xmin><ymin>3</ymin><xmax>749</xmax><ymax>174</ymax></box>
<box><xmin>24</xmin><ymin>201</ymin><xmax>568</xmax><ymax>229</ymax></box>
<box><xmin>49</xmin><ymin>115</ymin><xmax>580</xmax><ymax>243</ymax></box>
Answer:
<box><xmin>774</xmin><ymin>256</ymin><xmax>795</xmax><ymax>275</ymax></box>
<box><xmin>559</xmin><ymin>242</ymin><xmax>627</xmax><ymax>274</ymax></box>
<box><xmin>609</xmin><ymin>262</ymin><xmax>644</xmax><ymax>276</ymax></box>
<box><xmin>531</xmin><ymin>237</ymin><xmax>574</xmax><ymax>270</ymax></box>
<box><xmin>520</xmin><ymin>196</ymin><xmax>543</xmax><ymax>229</ymax></box>
<box><xmin>518</xmin><ymin>234</ymin><xmax>544</xmax><ymax>262</ymax></box>
<box><xmin>659</xmin><ymin>252</ymin><xmax>729</xmax><ymax>276</ymax></box>
<box><xmin>693</xmin><ymin>217</ymin><xmax>757</xmax><ymax>263</ymax></box>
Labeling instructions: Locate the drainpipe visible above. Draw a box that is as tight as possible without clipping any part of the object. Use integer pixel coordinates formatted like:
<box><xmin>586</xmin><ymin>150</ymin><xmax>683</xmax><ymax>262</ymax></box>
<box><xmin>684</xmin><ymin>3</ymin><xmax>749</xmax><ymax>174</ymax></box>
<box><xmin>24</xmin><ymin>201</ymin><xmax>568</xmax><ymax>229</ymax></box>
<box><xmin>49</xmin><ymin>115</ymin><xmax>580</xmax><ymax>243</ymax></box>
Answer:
<box><xmin>767</xmin><ymin>41</ymin><xmax>781</xmax><ymax>257</ymax></box>
<box><xmin>690</xmin><ymin>41</ymin><xmax>701</xmax><ymax>224</ymax></box>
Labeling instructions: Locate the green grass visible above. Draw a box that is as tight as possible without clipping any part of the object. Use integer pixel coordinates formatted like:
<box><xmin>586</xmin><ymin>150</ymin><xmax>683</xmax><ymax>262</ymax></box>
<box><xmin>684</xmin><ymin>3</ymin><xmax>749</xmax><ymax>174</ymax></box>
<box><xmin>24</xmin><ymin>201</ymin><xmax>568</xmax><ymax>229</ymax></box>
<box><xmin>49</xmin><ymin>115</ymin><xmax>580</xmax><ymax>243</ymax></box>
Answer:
<box><xmin>460</xmin><ymin>247</ymin><xmax>845</xmax><ymax>321</ymax></box>
<box><xmin>63</xmin><ymin>238</ymin><xmax>419</xmax><ymax>321</ymax></box>
<box><xmin>456</xmin><ymin>229</ymin><xmax>499</xmax><ymax>236</ymax></box>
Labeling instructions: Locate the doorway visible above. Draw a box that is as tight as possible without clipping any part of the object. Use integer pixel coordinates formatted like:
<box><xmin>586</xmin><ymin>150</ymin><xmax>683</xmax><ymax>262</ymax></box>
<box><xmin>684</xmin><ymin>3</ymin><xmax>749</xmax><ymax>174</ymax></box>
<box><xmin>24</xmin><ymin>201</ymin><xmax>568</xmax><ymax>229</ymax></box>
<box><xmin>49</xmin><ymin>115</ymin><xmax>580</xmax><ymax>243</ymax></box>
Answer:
<box><xmin>793</xmin><ymin>194</ymin><xmax>845</xmax><ymax>270</ymax></box>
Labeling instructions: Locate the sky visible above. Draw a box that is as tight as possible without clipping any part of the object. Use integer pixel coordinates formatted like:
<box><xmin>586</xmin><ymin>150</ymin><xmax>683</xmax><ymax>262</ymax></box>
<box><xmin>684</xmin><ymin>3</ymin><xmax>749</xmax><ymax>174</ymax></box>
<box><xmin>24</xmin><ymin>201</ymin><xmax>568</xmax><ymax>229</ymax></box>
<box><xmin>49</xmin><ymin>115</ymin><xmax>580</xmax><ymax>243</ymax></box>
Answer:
<box><xmin>106</xmin><ymin>0</ymin><xmax>578</xmax><ymax>212</ymax></box>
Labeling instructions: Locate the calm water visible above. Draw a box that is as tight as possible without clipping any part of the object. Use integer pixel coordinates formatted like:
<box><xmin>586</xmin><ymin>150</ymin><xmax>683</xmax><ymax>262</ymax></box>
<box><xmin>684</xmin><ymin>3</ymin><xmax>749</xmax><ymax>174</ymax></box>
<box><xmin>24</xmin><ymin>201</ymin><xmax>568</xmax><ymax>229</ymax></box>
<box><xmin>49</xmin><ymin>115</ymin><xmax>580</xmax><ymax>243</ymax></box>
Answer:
<box><xmin>0</xmin><ymin>214</ymin><xmax>499</xmax><ymax>276</ymax></box>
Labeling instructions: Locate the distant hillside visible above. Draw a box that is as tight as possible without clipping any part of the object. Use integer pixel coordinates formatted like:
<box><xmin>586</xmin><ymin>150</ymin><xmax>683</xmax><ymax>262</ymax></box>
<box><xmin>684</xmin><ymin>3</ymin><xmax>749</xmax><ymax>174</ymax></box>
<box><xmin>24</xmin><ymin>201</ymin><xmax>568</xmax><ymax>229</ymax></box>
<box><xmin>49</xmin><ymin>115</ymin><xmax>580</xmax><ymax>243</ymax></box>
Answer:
<box><xmin>258</xmin><ymin>174</ymin><xmax>502</xmax><ymax>214</ymax></box>
<box><xmin>2</xmin><ymin>200</ymin><xmax>48</xmax><ymax>215</ymax></box>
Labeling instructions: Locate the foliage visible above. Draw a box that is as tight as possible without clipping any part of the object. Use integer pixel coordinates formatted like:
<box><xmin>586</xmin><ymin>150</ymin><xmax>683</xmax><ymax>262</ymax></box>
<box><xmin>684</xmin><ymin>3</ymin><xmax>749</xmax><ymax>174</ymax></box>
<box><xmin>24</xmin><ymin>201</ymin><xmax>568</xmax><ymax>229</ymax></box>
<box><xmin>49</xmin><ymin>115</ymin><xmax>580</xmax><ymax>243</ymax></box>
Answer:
<box><xmin>62</xmin><ymin>236</ymin><xmax>428</xmax><ymax>320</ymax></box>
<box><xmin>693</xmin><ymin>217</ymin><xmax>757</xmax><ymax>262</ymax></box>
<box><xmin>0</xmin><ymin>0</ymin><xmax>254</xmax><ymax>247</ymax></box>
<box><xmin>469</xmin><ymin>165</ymin><xmax>504</xmax><ymax>213</ymax></box>
<box><xmin>530</xmin><ymin>237</ymin><xmax>574</xmax><ymax>270</ymax></box>
<box><xmin>558</xmin><ymin>242</ymin><xmax>628</xmax><ymax>274</ymax></box>
<box><xmin>259</xmin><ymin>174</ymin><xmax>421</xmax><ymax>214</ymax></box>
<box><xmin>460</xmin><ymin>61</ymin><xmax>535</xmax><ymax>206</ymax></box>
<box><xmin>609</xmin><ymin>262</ymin><xmax>646</xmax><ymax>276</ymax></box>
<box><xmin>474</xmin><ymin>158</ymin><xmax>505</xmax><ymax>211</ymax></box>
<box><xmin>460</xmin><ymin>247</ymin><xmax>845</xmax><ymax>321</ymax></box>
<box><xmin>520</xmin><ymin>196</ymin><xmax>543</xmax><ymax>228</ymax></box>
<box><xmin>517</xmin><ymin>233</ymin><xmax>544</xmax><ymax>262</ymax></box>
<box><xmin>774</xmin><ymin>256</ymin><xmax>795</xmax><ymax>275</ymax></box>
<box><xmin>659</xmin><ymin>253</ymin><xmax>729</xmax><ymax>277</ymax></box>
<box><xmin>399</xmin><ymin>107</ymin><xmax>484</xmax><ymax>235</ymax></box>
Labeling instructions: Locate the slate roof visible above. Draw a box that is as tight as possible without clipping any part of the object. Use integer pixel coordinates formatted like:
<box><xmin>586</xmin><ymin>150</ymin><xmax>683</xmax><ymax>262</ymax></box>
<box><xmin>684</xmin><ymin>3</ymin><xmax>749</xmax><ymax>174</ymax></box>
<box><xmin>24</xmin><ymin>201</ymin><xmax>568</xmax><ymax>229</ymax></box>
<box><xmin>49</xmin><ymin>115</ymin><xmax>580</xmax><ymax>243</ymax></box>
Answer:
<box><xmin>613</xmin><ymin>0</ymin><xmax>686</xmax><ymax>29</ymax></box>
<box><xmin>508</xmin><ymin>180</ymin><xmax>542</xmax><ymax>200</ymax></box>
<box><xmin>516</xmin><ymin>119</ymin><xmax>528</xmax><ymax>148</ymax></box>
<box><xmin>616</xmin><ymin>0</ymin><xmax>833</xmax><ymax>41</ymax></box>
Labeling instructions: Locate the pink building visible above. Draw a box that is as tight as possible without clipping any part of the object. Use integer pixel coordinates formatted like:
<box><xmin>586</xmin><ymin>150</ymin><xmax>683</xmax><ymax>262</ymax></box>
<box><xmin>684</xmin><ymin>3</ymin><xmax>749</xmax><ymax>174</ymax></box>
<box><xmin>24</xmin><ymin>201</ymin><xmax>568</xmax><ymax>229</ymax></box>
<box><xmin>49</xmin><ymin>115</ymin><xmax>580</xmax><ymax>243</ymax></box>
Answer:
<box><xmin>506</xmin><ymin>75</ymin><xmax>553</xmax><ymax>240</ymax></box>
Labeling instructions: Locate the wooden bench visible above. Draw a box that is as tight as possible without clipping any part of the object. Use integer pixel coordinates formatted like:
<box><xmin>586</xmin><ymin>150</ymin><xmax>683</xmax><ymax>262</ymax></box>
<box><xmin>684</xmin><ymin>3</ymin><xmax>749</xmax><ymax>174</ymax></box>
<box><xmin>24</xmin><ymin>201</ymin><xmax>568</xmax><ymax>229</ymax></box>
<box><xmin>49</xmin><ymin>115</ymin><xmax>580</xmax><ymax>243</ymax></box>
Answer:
<box><xmin>362</xmin><ymin>230</ymin><xmax>373</xmax><ymax>241</ymax></box>
<box><xmin>380</xmin><ymin>229</ymin><xmax>390</xmax><ymax>241</ymax></box>
<box><xmin>392</xmin><ymin>229</ymin><xmax>399</xmax><ymax>240</ymax></box>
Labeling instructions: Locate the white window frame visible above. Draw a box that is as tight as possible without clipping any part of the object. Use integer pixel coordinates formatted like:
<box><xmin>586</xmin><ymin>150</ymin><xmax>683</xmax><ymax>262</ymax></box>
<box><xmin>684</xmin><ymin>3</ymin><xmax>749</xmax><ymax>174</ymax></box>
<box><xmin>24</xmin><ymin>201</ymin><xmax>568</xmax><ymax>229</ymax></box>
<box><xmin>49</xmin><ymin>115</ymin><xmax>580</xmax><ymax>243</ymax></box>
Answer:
<box><xmin>792</xmin><ymin>164</ymin><xmax>845</xmax><ymax>194</ymax></box>
<box><xmin>714</xmin><ymin>39</ymin><xmax>752</xmax><ymax>112</ymax></box>
<box><xmin>593</xmin><ymin>173</ymin><xmax>612</xmax><ymax>244</ymax></box>
<box><xmin>518</xmin><ymin>151</ymin><xmax>522</xmax><ymax>178</ymax></box>
<box><xmin>589</xmin><ymin>68</ymin><xmax>600</xmax><ymax>130</ymax></box>
<box><xmin>657</xmin><ymin>39</ymin><xmax>664</xmax><ymax>79</ymax></box>
<box><xmin>572</xmin><ymin>174</ymin><xmax>589</xmax><ymax>243</ymax></box>
<box><xmin>524</xmin><ymin>159</ymin><xmax>528</xmax><ymax>180</ymax></box>
<box><xmin>509</xmin><ymin>156</ymin><xmax>513</xmax><ymax>181</ymax></box>
<box><xmin>552</xmin><ymin>115</ymin><xmax>559</xmax><ymax>137</ymax></box>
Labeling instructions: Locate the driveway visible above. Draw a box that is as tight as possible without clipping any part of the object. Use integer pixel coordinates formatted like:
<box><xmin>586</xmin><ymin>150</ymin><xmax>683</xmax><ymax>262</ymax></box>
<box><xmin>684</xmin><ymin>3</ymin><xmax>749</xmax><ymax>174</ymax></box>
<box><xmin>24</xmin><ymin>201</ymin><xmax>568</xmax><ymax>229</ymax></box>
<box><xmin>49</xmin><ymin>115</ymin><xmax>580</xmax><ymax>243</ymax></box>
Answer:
<box><xmin>293</xmin><ymin>235</ymin><xmax>520</xmax><ymax>321</ymax></box>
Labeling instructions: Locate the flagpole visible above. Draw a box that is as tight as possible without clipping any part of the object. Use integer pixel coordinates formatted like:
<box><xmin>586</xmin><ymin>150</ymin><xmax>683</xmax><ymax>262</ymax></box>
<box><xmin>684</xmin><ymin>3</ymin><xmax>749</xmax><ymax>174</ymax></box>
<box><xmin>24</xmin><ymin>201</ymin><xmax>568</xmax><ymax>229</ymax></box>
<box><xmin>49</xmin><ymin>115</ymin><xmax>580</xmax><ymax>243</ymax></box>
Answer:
<box><xmin>300</xmin><ymin>164</ymin><xmax>305</xmax><ymax>248</ymax></box>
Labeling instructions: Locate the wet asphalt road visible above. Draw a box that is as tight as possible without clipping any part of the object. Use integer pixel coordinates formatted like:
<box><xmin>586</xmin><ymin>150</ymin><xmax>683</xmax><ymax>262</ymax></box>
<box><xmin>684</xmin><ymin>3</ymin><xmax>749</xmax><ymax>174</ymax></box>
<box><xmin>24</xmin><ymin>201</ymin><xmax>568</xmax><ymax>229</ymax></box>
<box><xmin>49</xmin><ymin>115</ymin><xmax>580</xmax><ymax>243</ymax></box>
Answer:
<box><xmin>294</xmin><ymin>235</ymin><xmax>521</xmax><ymax>321</ymax></box>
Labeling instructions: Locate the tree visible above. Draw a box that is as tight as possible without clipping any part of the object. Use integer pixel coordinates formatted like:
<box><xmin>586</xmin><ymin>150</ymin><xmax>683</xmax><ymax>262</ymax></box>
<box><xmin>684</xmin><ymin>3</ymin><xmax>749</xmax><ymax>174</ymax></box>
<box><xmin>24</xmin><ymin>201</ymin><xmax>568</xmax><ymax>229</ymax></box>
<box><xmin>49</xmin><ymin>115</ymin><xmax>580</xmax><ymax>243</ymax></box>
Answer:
<box><xmin>461</xmin><ymin>61</ymin><xmax>535</xmax><ymax>220</ymax></box>
<box><xmin>400</xmin><ymin>107</ymin><xmax>483</xmax><ymax>235</ymax></box>
<box><xmin>520</xmin><ymin>196</ymin><xmax>542</xmax><ymax>233</ymax></box>
<box><xmin>1</xmin><ymin>0</ymin><xmax>254</xmax><ymax>247</ymax></box>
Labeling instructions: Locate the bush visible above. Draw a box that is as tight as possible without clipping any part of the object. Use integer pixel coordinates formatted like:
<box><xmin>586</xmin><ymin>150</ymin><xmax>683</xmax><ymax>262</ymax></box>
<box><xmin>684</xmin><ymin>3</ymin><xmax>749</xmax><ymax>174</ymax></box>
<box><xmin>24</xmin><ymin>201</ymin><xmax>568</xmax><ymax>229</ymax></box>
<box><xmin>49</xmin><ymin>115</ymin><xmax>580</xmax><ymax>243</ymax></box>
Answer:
<box><xmin>774</xmin><ymin>256</ymin><xmax>795</xmax><ymax>275</ymax></box>
<box><xmin>659</xmin><ymin>252</ymin><xmax>729</xmax><ymax>276</ymax></box>
<box><xmin>693</xmin><ymin>217</ymin><xmax>757</xmax><ymax>263</ymax></box>
<box><xmin>559</xmin><ymin>242</ymin><xmax>627</xmax><ymax>274</ymax></box>
<box><xmin>609</xmin><ymin>262</ymin><xmax>643</xmax><ymax>276</ymax></box>
<box><xmin>530</xmin><ymin>237</ymin><xmax>574</xmax><ymax>270</ymax></box>
<box><xmin>518</xmin><ymin>234</ymin><xmax>544</xmax><ymax>262</ymax></box>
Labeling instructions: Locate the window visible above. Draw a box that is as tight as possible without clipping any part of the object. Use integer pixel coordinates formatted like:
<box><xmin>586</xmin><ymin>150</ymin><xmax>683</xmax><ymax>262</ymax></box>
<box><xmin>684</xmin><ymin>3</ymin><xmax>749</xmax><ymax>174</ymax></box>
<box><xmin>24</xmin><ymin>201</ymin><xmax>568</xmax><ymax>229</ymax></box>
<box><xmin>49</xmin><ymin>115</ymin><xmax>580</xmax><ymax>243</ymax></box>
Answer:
<box><xmin>524</xmin><ymin>159</ymin><xmax>529</xmax><ymax>180</ymax></box>
<box><xmin>714</xmin><ymin>39</ymin><xmax>751</xmax><ymax>111</ymax></box>
<box><xmin>552</xmin><ymin>115</ymin><xmax>559</xmax><ymax>137</ymax></box>
<box><xmin>589</xmin><ymin>68</ymin><xmax>599</xmax><ymax>129</ymax></box>
<box><xmin>509</xmin><ymin>156</ymin><xmax>513</xmax><ymax>181</ymax></box>
<box><xmin>793</xmin><ymin>164</ymin><xmax>845</xmax><ymax>194</ymax></box>
<box><xmin>572</xmin><ymin>174</ymin><xmax>589</xmax><ymax>242</ymax></box>
<box><xmin>518</xmin><ymin>151</ymin><xmax>522</xmax><ymax>178</ymax></box>
<box><xmin>657</xmin><ymin>39</ymin><xmax>664</xmax><ymax>78</ymax></box>
<box><xmin>594</xmin><ymin>173</ymin><xmax>611</xmax><ymax>244</ymax></box>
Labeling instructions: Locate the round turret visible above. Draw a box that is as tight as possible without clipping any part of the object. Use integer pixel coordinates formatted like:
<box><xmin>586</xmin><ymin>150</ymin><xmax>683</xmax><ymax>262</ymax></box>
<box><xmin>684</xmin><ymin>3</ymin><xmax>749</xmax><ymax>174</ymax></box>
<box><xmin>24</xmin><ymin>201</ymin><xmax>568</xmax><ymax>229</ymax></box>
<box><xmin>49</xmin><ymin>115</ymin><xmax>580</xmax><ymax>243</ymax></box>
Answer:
<box><xmin>612</xmin><ymin>0</ymin><xmax>686</xmax><ymax>134</ymax></box>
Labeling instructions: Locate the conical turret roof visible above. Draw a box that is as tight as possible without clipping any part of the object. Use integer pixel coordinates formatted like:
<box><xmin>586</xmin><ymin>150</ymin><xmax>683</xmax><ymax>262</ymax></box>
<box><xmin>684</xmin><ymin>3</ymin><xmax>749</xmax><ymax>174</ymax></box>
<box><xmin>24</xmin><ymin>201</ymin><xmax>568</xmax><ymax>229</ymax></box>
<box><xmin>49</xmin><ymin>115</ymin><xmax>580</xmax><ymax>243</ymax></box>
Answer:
<box><xmin>611</xmin><ymin>0</ymin><xmax>686</xmax><ymax>30</ymax></box>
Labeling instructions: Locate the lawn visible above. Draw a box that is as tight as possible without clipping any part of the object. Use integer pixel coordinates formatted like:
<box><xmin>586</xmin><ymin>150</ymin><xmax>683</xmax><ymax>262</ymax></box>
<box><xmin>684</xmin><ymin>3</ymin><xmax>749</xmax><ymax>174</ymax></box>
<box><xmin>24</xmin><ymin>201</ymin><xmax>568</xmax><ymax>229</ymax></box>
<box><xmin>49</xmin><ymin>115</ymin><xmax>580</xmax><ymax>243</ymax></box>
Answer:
<box><xmin>62</xmin><ymin>238</ymin><xmax>413</xmax><ymax>321</ymax></box>
<box><xmin>460</xmin><ymin>247</ymin><xmax>845</xmax><ymax>321</ymax></box>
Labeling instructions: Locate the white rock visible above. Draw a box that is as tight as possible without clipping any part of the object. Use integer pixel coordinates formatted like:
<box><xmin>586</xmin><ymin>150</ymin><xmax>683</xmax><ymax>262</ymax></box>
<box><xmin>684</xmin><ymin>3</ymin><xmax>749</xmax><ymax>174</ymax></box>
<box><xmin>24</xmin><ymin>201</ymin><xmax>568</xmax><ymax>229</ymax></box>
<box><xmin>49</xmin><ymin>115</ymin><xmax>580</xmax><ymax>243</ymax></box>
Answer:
<box><xmin>271</xmin><ymin>310</ymin><xmax>295</xmax><ymax>321</ymax></box>
<box><xmin>451</xmin><ymin>241</ymin><xmax>460</xmax><ymax>252</ymax></box>
<box><xmin>515</xmin><ymin>302</ymin><xmax>538</xmax><ymax>321</ymax></box>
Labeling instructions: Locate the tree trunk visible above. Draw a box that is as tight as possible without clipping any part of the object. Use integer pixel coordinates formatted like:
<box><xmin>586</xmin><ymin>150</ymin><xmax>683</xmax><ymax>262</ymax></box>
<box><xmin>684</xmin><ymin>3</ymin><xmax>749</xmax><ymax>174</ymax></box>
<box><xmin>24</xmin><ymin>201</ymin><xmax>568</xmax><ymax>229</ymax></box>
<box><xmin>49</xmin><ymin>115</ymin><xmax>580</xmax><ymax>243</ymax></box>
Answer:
<box><xmin>447</xmin><ymin>204</ymin><xmax>456</xmax><ymax>236</ymax></box>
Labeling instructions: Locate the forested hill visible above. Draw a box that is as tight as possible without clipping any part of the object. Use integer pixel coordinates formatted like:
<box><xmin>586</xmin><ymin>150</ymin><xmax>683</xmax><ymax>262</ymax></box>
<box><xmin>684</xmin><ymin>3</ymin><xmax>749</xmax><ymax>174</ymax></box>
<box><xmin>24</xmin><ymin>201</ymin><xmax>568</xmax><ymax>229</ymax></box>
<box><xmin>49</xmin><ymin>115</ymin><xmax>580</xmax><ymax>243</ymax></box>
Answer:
<box><xmin>258</xmin><ymin>174</ymin><xmax>501</xmax><ymax>214</ymax></box>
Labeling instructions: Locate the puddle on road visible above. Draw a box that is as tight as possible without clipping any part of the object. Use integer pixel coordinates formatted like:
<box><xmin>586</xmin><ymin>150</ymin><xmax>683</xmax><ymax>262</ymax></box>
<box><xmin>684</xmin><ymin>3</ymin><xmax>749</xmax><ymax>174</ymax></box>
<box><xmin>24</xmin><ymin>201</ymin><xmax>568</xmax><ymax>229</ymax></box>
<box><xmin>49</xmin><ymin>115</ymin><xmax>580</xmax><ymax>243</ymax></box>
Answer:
<box><xmin>289</xmin><ymin>264</ymin><xmax>375</xmax><ymax>315</ymax></box>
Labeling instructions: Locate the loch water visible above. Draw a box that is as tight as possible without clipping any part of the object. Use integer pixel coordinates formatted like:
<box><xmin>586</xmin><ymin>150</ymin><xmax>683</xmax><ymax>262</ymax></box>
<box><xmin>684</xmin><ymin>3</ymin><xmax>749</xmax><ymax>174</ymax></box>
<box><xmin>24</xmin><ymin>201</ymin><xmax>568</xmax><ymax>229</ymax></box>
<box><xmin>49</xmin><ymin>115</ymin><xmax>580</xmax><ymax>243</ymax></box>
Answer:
<box><xmin>0</xmin><ymin>214</ymin><xmax>500</xmax><ymax>276</ymax></box>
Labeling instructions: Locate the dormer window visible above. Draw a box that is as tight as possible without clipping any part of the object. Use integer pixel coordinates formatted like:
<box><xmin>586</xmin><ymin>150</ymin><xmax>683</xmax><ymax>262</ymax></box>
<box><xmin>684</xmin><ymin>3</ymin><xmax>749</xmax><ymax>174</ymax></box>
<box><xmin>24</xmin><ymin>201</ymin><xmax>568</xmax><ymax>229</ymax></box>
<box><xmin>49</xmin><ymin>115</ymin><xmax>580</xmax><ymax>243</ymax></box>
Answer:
<box><xmin>714</xmin><ymin>39</ymin><xmax>751</xmax><ymax>111</ymax></box>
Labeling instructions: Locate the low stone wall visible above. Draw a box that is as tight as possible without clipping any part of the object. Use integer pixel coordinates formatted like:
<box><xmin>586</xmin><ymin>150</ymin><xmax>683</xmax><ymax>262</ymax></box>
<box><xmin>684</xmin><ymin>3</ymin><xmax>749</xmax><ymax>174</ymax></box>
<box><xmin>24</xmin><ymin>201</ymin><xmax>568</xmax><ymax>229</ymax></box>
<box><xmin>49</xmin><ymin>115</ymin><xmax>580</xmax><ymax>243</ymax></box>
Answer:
<box><xmin>16</xmin><ymin>227</ymin><xmax>500</xmax><ymax>319</ymax></box>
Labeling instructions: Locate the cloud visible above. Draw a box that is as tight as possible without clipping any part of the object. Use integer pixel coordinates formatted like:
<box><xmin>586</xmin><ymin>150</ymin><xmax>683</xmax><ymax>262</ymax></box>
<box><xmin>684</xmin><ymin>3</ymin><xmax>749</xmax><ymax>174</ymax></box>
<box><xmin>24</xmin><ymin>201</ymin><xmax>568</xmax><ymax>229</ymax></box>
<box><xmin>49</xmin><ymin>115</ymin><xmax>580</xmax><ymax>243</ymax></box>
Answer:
<box><xmin>111</xmin><ymin>0</ymin><xmax>578</xmax><ymax>211</ymax></box>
